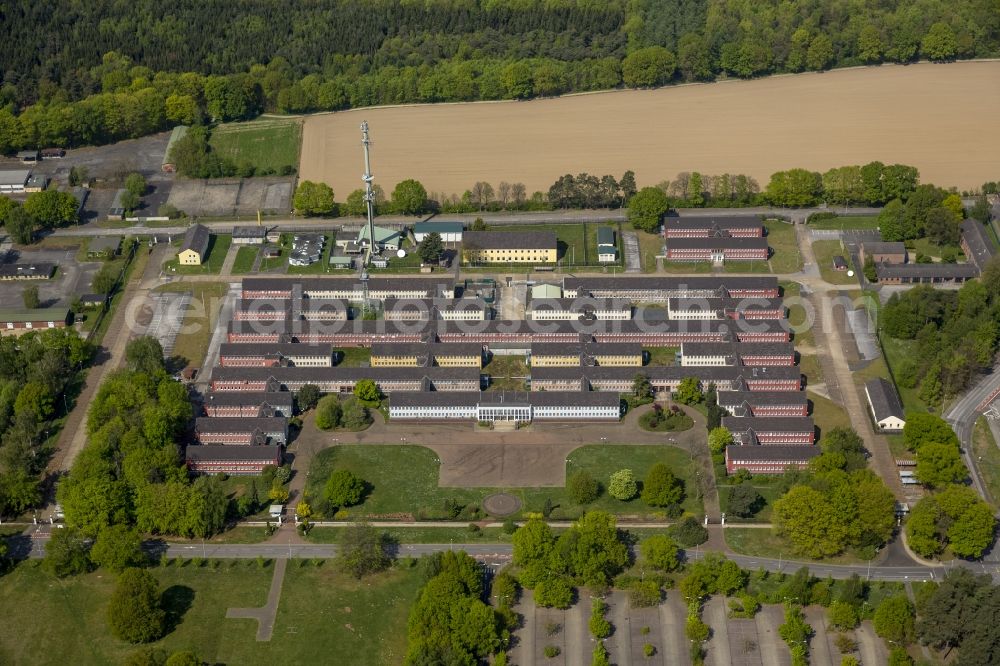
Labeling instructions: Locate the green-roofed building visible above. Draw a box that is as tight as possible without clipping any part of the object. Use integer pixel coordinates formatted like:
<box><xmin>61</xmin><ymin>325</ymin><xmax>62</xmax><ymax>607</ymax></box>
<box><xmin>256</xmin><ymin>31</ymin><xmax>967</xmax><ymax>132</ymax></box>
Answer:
<box><xmin>414</xmin><ymin>221</ymin><xmax>464</xmax><ymax>243</ymax></box>
<box><xmin>0</xmin><ymin>308</ymin><xmax>71</xmax><ymax>332</ymax></box>
<box><xmin>356</xmin><ymin>225</ymin><xmax>403</xmax><ymax>250</ymax></box>
<box><xmin>597</xmin><ymin>226</ymin><xmax>618</xmax><ymax>263</ymax></box>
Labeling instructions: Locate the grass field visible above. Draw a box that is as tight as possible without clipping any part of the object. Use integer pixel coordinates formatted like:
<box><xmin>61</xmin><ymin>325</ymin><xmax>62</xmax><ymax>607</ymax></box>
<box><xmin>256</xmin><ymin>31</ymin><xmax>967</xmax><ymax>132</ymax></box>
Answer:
<box><xmin>485</xmin><ymin>355</ymin><xmax>528</xmax><ymax>391</ymax></box>
<box><xmin>162</xmin><ymin>235</ymin><xmax>232</xmax><ymax>276</ymax></box>
<box><xmin>231</xmin><ymin>246</ymin><xmax>259</xmax><ymax>274</ymax></box>
<box><xmin>724</xmin><ymin>527</ymin><xmax>864</xmax><ymax>564</ymax></box>
<box><xmin>812</xmin><ymin>239</ymin><xmax>860</xmax><ymax>285</ymax></box>
<box><xmin>972</xmin><ymin>417</ymin><xmax>1000</xmax><ymax>508</ymax></box>
<box><xmin>305</xmin><ymin>444</ymin><xmax>703</xmax><ymax>521</ymax></box>
<box><xmin>210</xmin><ymin>118</ymin><xmax>302</xmax><ymax>174</ymax></box>
<box><xmin>0</xmin><ymin>561</ymin><xmax>419</xmax><ymax>666</ymax></box>
<box><xmin>644</xmin><ymin>346</ymin><xmax>678</xmax><ymax>366</ymax></box>
<box><xmin>879</xmin><ymin>336</ymin><xmax>928</xmax><ymax>413</ymax></box>
<box><xmin>807</xmin><ymin>215</ymin><xmax>880</xmax><ymax>230</ymax></box>
<box><xmin>909</xmin><ymin>237</ymin><xmax>964</xmax><ymax>262</ymax></box>
<box><xmin>155</xmin><ymin>282</ymin><xmax>229</xmax><ymax>368</ymax></box>
<box><xmin>301</xmin><ymin>63</ymin><xmax>999</xmax><ymax>197</ymax></box>
<box><xmin>809</xmin><ymin>390</ymin><xmax>853</xmax><ymax>440</ymax></box>
<box><xmin>764</xmin><ymin>221</ymin><xmax>803</xmax><ymax>273</ymax></box>
<box><xmin>335</xmin><ymin>347</ymin><xmax>372</xmax><ymax>367</ymax></box>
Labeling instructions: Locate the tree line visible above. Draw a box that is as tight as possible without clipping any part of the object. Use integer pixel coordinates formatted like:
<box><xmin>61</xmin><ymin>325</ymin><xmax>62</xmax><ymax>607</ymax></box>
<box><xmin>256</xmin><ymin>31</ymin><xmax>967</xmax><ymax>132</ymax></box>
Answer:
<box><xmin>881</xmin><ymin>265</ymin><xmax>1000</xmax><ymax>408</ymax></box>
<box><xmin>0</xmin><ymin>329</ymin><xmax>93</xmax><ymax>517</ymax></box>
<box><xmin>2</xmin><ymin>0</ymin><xmax>999</xmax><ymax>153</ymax></box>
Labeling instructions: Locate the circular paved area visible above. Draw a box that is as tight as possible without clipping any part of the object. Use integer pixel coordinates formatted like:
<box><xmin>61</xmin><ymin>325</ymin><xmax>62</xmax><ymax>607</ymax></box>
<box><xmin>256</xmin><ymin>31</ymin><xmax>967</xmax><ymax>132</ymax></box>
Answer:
<box><xmin>483</xmin><ymin>493</ymin><xmax>522</xmax><ymax>517</ymax></box>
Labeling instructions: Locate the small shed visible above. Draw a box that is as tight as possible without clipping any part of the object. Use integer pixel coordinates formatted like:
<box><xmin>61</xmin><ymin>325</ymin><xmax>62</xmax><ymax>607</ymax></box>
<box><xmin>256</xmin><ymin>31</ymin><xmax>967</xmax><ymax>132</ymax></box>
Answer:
<box><xmin>865</xmin><ymin>378</ymin><xmax>906</xmax><ymax>432</ymax></box>
<box><xmin>87</xmin><ymin>236</ymin><xmax>121</xmax><ymax>258</ymax></box>
<box><xmin>78</xmin><ymin>293</ymin><xmax>106</xmax><ymax>309</ymax></box>
<box><xmin>17</xmin><ymin>150</ymin><xmax>39</xmax><ymax>163</ymax></box>
<box><xmin>530</xmin><ymin>283</ymin><xmax>562</xmax><ymax>300</ymax></box>
<box><xmin>108</xmin><ymin>189</ymin><xmax>127</xmax><ymax>220</ymax></box>
<box><xmin>832</xmin><ymin>255</ymin><xmax>848</xmax><ymax>271</ymax></box>
<box><xmin>414</xmin><ymin>221</ymin><xmax>464</xmax><ymax>243</ymax></box>
<box><xmin>162</xmin><ymin>125</ymin><xmax>189</xmax><ymax>172</ymax></box>
<box><xmin>24</xmin><ymin>175</ymin><xmax>49</xmax><ymax>192</ymax></box>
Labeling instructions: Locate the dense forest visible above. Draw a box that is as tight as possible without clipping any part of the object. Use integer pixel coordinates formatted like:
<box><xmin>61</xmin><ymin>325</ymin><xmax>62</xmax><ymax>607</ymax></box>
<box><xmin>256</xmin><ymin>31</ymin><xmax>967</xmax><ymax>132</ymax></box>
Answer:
<box><xmin>1</xmin><ymin>0</ymin><xmax>999</xmax><ymax>152</ymax></box>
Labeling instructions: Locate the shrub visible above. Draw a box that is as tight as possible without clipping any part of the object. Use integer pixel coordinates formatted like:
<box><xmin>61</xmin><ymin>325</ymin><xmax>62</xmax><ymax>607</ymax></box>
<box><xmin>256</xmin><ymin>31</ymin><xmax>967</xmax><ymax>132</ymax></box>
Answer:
<box><xmin>589</xmin><ymin>599</ymin><xmax>612</xmax><ymax>639</ymax></box>
<box><xmin>534</xmin><ymin>577</ymin><xmax>574</xmax><ymax>609</ymax></box>
<box><xmin>685</xmin><ymin>615</ymin><xmax>710</xmax><ymax>642</ymax></box>
<box><xmin>644</xmin><ymin>643</ymin><xmax>656</xmax><ymax>657</ymax></box>
<box><xmin>608</xmin><ymin>468</ymin><xmax>638</xmax><ymax>500</ymax></box>
<box><xmin>668</xmin><ymin>517</ymin><xmax>709</xmax><ymax>547</ymax></box>
<box><xmin>630</xmin><ymin>580</ymin><xmax>662</xmax><ymax>607</ymax></box>
<box><xmin>544</xmin><ymin>645</ymin><xmax>560</xmax><ymax>659</ymax></box>
<box><xmin>568</xmin><ymin>470</ymin><xmax>600</xmax><ymax>504</ymax></box>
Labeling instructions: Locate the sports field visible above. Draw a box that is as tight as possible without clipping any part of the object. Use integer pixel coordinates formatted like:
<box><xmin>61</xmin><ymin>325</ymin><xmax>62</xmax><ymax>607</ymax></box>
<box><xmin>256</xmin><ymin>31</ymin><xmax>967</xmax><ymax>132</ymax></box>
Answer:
<box><xmin>210</xmin><ymin>117</ymin><xmax>302</xmax><ymax>173</ymax></box>
<box><xmin>300</xmin><ymin>61</ymin><xmax>1000</xmax><ymax>196</ymax></box>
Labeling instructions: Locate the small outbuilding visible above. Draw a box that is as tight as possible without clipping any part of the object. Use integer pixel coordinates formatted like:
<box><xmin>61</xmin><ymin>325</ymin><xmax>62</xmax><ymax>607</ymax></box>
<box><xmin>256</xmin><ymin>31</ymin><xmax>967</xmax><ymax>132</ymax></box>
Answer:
<box><xmin>832</xmin><ymin>255</ymin><xmax>848</xmax><ymax>271</ymax></box>
<box><xmin>865</xmin><ymin>378</ymin><xmax>906</xmax><ymax>433</ymax></box>
<box><xmin>178</xmin><ymin>224</ymin><xmax>210</xmax><ymax>266</ymax></box>
<box><xmin>414</xmin><ymin>221</ymin><xmax>464</xmax><ymax>243</ymax></box>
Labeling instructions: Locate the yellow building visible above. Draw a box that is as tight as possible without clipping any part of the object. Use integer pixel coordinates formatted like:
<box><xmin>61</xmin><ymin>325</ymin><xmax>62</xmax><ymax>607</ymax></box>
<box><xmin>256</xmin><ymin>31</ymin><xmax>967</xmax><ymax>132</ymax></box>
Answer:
<box><xmin>178</xmin><ymin>223</ymin><xmax>210</xmax><ymax>266</ymax></box>
<box><xmin>462</xmin><ymin>231</ymin><xmax>557</xmax><ymax>264</ymax></box>
<box><xmin>530</xmin><ymin>342</ymin><xmax>642</xmax><ymax>367</ymax></box>
<box><xmin>370</xmin><ymin>342</ymin><xmax>483</xmax><ymax>368</ymax></box>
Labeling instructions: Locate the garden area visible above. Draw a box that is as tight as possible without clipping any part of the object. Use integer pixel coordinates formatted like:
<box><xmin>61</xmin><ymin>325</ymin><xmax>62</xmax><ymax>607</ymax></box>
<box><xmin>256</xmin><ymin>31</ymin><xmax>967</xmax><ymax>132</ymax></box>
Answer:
<box><xmin>638</xmin><ymin>403</ymin><xmax>693</xmax><ymax>432</ymax></box>
<box><xmin>304</xmin><ymin>444</ymin><xmax>703</xmax><ymax>521</ymax></box>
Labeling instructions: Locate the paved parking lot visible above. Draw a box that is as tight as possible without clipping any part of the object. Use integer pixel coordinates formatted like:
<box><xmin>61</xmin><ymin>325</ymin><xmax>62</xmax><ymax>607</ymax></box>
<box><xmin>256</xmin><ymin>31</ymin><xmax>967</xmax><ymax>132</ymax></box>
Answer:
<box><xmin>623</xmin><ymin>231</ymin><xmax>642</xmax><ymax>272</ymax></box>
<box><xmin>0</xmin><ymin>248</ymin><xmax>98</xmax><ymax>309</ymax></box>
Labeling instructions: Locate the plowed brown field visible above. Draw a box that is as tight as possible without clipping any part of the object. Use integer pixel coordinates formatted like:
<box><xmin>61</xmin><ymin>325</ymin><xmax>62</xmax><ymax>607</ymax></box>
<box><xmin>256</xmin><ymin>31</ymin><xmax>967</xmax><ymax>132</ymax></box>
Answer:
<box><xmin>300</xmin><ymin>61</ymin><xmax>1000</xmax><ymax>196</ymax></box>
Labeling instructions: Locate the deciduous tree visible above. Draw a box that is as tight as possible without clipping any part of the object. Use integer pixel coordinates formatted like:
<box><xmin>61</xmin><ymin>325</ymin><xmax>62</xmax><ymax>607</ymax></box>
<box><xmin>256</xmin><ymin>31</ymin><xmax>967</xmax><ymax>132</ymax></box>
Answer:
<box><xmin>390</xmin><ymin>179</ymin><xmax>428</xmax><ymax>215</ymax></box>
<box><xmin>293</xmin><ymin>180</ymin><xmax>336</xmax><ymax>216</ymax></box>
<box><xmin>324</xmin><ymin>469</ymin><xmax>365</xmax><ymax>509</ymax></box>
<box><xmin>107</xmin><ymin>568</ymin><xmax>166</xmax><ymax>643</ymax></box>
<box><xmin>627</xmin><ymin>187</ymin><xmax>668</xmax><ymax>232</ymax></box>
<box><xmin>608</xmin><ymin>469</ymin><xmax>638</xmax><ymax>500</ymax></box>
<box><xmin>641</xmin><ymin>463</ymin><xmax>683</xmax><ymax>507</ymax></box>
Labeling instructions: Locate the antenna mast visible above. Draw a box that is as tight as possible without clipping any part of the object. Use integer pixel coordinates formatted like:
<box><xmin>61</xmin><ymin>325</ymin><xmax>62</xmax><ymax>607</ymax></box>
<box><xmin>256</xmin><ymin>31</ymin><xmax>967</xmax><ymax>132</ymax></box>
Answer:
<box><xmin>361</xmin><ymin>121</ymin><xmax>376</xmax><ymax>268</ymax></box>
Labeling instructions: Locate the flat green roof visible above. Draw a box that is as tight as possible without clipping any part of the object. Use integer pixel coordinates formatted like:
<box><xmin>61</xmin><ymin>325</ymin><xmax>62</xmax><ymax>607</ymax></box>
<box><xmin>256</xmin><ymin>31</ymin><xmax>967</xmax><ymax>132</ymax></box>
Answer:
<box><xmin>0</xmin><ymin>308</ymin><xmax>71</xmax><ymax>322</ymax></box>
<box><xmin>414</xmin><ymin>221</ymin><xmax>464</xmax><ymax>233</ymax></box>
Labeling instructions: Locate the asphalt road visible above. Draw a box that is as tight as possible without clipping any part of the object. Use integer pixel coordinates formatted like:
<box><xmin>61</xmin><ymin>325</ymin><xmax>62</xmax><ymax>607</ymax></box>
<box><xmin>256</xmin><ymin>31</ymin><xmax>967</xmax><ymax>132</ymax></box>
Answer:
<box><xmin>14</xmin><ymin>533</ymin><xmax>996</xmax><ymax>583</ymax></box>
<box><xmin>945</xmin><ymin>365</ymin><xmax>1000</xmax><ymax>506</ymax></box>
<box><xmin>47</xmin><ymin>206</ymin><xmax>885</xmax><ymax>238</ymax></box>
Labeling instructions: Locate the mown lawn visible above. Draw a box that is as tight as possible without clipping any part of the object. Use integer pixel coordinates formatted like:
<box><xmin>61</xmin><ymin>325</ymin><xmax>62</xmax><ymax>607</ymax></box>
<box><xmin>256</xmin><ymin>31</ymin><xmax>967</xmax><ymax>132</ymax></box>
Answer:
<box><xmin>635</xmin><ymin>230</ymin><xmax>663</xmax><ymax>272</ymax></box>
<box><xmin>724</xmin><ymin>528</ymin><xmax>864</xmax><ymax>564</ymax></box>
<box><xmin>809</xmin><ymin>390</ymin><xmax>853</xmax><ymax>441</ymax></box>
<box><xmin>972</xmin><ymin>417</ymin><xmax>1000</xmax><ymax>508</ymax></box>
<box><xmin>879</xmin><ymin>337</ymin><xmax>928</xmax><ymax>413</ymax></box>
<box><xmin>909</xmin><ymin>237</ymin><xmax>964</xmax><ymax>262</ymax></box>
<box><xmin>812</xmin><ymin>239</ymin><xmax>860</xmax><ymax>285</ymax></box>
<box><xmin>718</xmin><ymin>483</ymin><xmax>783</xmax><ymax>523</ymax></box>
<box><xmin>305</xmin><ymin>444</ymin><xmax>703</xmax><ymax>521</ymax></box>
<box><xmin>0</xmin><ymin>560</ymin><xmax>419</xmax><ymax>666</ymax></box>
<box><xmin>764</xmin><ymin>221</ymin><xmax>803</xmax><ymax>273</ymax></box>
<box><xmin>209</xmin><ymin>118</ymin><xmax>302</xmax><ymax>173</ymax></box>
<box><xmin>335</xmin><ymin>347</ymin><xmax>372</xmax><ymax>367</ymax></box>
<box><xmin>644</xmin><ymin>346</ymin><xmax>678</xmax><ymax>366</ymax></box>
<box><xmin>162</xmin><ymin>235</ymin><xmax>233</xmax><ymax>276</ymax></box>
<box><xmin>231</xmin><ymin>246</ymin><xmax>259</xmax><ymax>275</ymax></box>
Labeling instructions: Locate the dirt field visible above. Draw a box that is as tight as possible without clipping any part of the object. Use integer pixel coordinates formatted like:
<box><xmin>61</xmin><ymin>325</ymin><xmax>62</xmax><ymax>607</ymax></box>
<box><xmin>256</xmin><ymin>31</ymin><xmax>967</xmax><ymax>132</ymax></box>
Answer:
<box><xmin>300</xmin><ymin>61</ymin><xmax>1000</xmax><ymax>196</ymax></box>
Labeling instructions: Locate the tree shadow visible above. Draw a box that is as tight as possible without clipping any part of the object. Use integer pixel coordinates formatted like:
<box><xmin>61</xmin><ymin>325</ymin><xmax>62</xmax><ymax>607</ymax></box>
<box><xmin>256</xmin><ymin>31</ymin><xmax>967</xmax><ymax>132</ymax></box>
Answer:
<box><xmin>161</xmin><ymin>584</ymin><xmax>196</xmax><ymax>635</ymax></box>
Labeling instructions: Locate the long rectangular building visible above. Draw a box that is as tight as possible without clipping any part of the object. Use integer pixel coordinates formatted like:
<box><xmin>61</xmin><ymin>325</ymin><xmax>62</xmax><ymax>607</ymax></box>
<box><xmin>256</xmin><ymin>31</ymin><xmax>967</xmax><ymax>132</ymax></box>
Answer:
<box><xmin>218</xmin><ymin>343</ymin><xmax>333</xmax><ymax>367</ymax></box>
<box><xmin>202</xmin><ymin>391</ymin><xmax>295</xmax><ymax>417</ymax></box>
<box><xmin>665</xmin><ymin>236</ymin><xmax>769</xmax><ymax>262</ymax></box>
<box><xmin>666</xmin><ymin>298</ymin><xmax>785</xmax><ymax>321</ymax></box>
<box><xmin>562</xmin><ymin>276</ymin><xmax>780</xmax><ymax>300</ymax></box>
<box><xmin>234</xmin><ymin>299</ymin><xmax>348</xmax><ymax>321</ymax></box>
<box><xmin>194</xmin><ymin>417</ymin><xmax>288</xmax><ymax>445</ymax></box>
<box><xmin>186</xmin><ymin>444</ymin><xmax>283</xmax><ymax>476</ymax></box>
<box><xmin>875</xmin><ymin>263</ymin><xmax>978</xmax><ymax>284</ymax></box>
<box><xmin>680</xmin><ymin>342</ymin><xmax>796</xmax><ymax>367</ymax></box>
<box><xmin>725</xmin><ymin>444</ymin><xmax>818</xmax><ymax>475</ymax></box>
<box><xmin>717</xmin><ymin>391</ymin><xmax>808</xmax><ymax>417</ymax></box>
<box><xmin>226</xmin><ymin>318</ymin><xmax>791</xmax><ymax>346</ymax></box>
<box><xmin>370</xmin><ymin>342</ymin><xmax>484</xmax><ymax>367</ymax></box>
<box><xmin>381</xmin><ymin>298</ymin><xmax>489</xmax><ymax>321</ymax></box>
<box><xmin>530</xmin><ymin>365</ymin><xmax>801</xmax><ymax>393</ymax></box>
<box><xmin>663</xmin><ymin>216</ymin><xmax>764</xmax><ymax>238</ymax></box>
<box><xmin>722</xmin><ymin>416</ymin><xmax>815</xmax><ymax>444</ymax></box>
<box><xmin>530</xmin><ymin>342</ymin><xmax>643</xmax><ymax>367</ymax></box>
<box><xmin>210</xmin><ymin>366</ymin><xmax>482</xmax><ymax>393</ymax></box>
<box><xmin>526</xmin><ymin>298</ymin><xmax>632</xmax><ymax>321</ymax></box>
<box><xmin>240</xmin><ymin>277</ymin><xmax>454</xmax><ymax>300</ymax></box>
<box><xmin>389</xmin><ymin>390</ymin><xmax>621</xmax><ymax>422</ymax></box>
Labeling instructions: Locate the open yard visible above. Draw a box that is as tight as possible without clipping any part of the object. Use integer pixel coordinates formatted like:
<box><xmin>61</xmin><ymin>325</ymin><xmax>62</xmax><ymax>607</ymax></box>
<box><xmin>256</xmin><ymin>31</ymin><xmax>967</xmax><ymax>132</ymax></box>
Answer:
<box><xmin>0</xmin><ymin>560</ymin><xmax>418</xmax><ymax>666</ymax></box>
<box><xmin>764</xmin><ymin>221</ymin><xmax>802</xmax><ymax>273</ymax></box>
<box><xmin>808</xmin><ymin>215</ymin><xmax>880</xmax><ymax>230</ymax></box>
<box><xmin>812</xmin><ymin>239</ymin><xmax>860</xmax><ymax>285</ymax></box>
<box><xmin>162</xmin><ymin>235</ymin><xmax>232</xmax><ymax>276</ymax></box>
<box><xmin>302</xmin><ymin>62</ymin><xmax>999</xmax><ymax>196</ymax></box>
<box><xmin>808</xmin><ymin>390</ymin><xmax>853</xmax><ymax>441</ymax></box>
<box><xmin>231</xmin><ymin>246</ymin><xmax>259</xmax><ymax>274</ymax></box>
<box><xmin>154</xmin><ymin>282</ymin><xmax>229</xmax><ymax>368</ymax></box>
<box><xmin>305</xmin><ymin>444</ymin><xmax>703</xmax><ymax>521</ymax></box>
<box><xmin>210</xmin><ymin>118</ymin><xmax>302</xmax><ymax>174</ymax></box>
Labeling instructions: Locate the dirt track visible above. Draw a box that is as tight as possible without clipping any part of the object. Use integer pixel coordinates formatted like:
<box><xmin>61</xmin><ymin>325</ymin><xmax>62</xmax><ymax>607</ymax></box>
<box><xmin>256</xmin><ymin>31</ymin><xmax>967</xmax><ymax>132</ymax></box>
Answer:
<box><xmin>300</xmin><ymin>61</ymin><xmax>1000</xmax><ymax>196</ymax></box>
